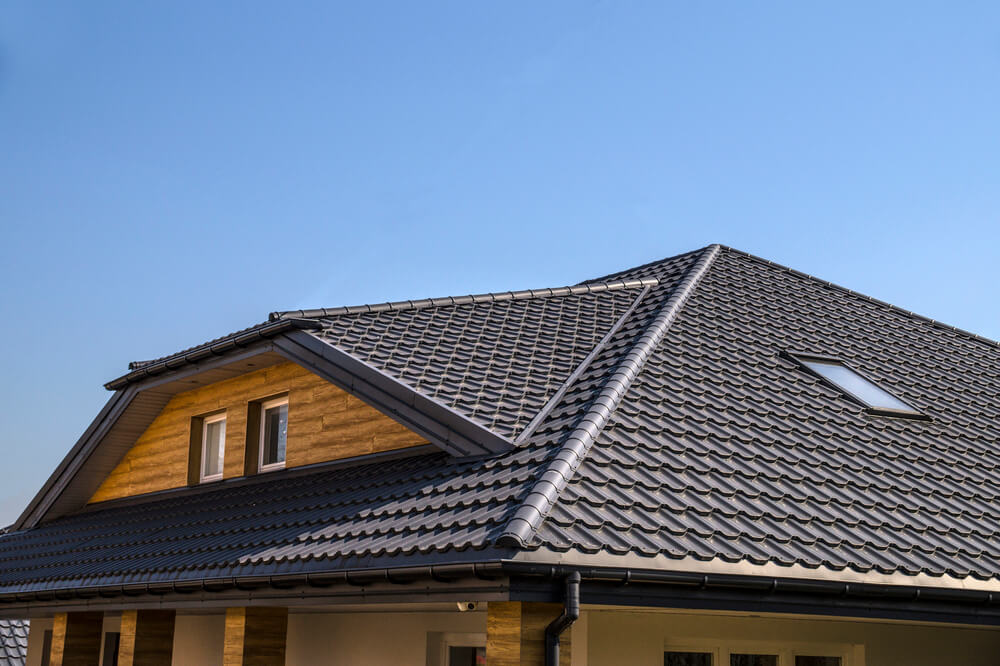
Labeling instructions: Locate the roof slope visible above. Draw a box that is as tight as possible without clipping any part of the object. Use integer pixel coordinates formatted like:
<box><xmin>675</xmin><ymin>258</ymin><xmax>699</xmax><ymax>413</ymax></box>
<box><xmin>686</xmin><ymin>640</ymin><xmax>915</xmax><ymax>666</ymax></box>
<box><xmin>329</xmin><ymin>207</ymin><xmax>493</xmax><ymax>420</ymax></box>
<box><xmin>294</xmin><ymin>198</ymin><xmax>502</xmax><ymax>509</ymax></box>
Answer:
<box><xmin>304</xmin><ymin>280</ymin><xmax>651</xmax><ymax>438</ymax></box>
<box><xmin>0</xmin><ymin>620</ymin><xmax>27</xmax><ymax>666</ymax></box>
<box><xmin>0</xmin><ymin>250</ymin><xmax>704</xmax><ymax>594</ymax></box>
<box><xmin>2</xmin><ymin>245</ymin><xmax>1000</xmax><ymax>599</ymax></box>
<box><xmin>538</xmin><ymin>248</ymin><xmax>1000</xmax><ymax>580</ymax></box>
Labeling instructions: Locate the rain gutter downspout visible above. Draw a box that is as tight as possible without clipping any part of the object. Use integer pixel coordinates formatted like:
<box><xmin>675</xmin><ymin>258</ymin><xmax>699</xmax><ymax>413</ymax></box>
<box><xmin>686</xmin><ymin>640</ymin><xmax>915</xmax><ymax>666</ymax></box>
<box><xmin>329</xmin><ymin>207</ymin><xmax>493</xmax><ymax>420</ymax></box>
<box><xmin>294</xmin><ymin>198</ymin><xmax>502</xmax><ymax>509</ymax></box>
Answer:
<box><xmin>545</xmin><ymin>571</ymin><xmax>581</xmax><ymax>666</ymax></box>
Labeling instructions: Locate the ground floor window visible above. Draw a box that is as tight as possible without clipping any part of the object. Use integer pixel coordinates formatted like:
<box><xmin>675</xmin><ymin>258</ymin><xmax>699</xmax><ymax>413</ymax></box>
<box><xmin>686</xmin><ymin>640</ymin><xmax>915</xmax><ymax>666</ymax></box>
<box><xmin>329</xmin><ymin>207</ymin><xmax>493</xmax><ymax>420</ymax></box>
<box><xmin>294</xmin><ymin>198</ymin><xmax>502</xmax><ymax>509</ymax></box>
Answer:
<box><xmin>448</xmin><ymin>645</ymin><xmax>486</xmax><ymax>665</ymax></box>
<box><xmin>665</xmin><ymin>639</ymin><xmax>859</xmax><ymax>666</ymax></box>
<box><xmin>427</xmin><ymin>632</ymin><xmax>486</xmax><ymax>666</ymax></box>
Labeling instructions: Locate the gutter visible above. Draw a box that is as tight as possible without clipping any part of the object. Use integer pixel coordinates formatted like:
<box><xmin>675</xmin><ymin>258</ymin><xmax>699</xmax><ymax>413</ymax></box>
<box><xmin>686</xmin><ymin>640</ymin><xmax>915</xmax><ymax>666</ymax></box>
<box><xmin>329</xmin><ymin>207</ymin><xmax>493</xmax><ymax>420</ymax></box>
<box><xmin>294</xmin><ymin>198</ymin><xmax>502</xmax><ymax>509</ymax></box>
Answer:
<box><xmin>5</xmin><ymin>562</ymin><xmax>1000</xmax><ymax>625</ymax></box>
<box><xmin>545</xmin><ymin>572</ymin><xmax>580</xmax><ymax>666</ymax></box>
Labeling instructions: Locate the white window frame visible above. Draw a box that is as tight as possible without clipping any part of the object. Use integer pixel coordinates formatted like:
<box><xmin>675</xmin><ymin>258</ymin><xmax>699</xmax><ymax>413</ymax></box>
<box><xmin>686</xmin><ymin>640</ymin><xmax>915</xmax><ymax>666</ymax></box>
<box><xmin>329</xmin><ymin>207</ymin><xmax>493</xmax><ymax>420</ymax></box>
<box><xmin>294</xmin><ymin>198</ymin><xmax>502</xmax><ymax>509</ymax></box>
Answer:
<box><xmin>258</xmin><ymin>397</ymin><xmax>289</xmax><ymax>473</ymax></box>
<box><xmin>664</xmin><ymin>637</ymin><xmax>863</xmax><ymax>666</ymax></box>
<box><xmin>200</xmin><ymin>412</ymin><xmax>227</xmax><ymax>483</ymax></box>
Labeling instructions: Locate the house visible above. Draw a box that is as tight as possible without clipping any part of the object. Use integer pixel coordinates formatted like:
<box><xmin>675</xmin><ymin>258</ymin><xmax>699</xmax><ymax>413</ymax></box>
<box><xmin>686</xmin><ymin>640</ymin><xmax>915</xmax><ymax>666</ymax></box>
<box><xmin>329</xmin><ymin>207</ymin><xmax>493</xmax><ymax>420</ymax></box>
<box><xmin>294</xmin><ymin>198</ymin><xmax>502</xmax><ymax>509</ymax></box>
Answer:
<box><xmin>3</xmin><ymin>244</ymin><xmax>1000</xmax><ymax>666</ymax></box>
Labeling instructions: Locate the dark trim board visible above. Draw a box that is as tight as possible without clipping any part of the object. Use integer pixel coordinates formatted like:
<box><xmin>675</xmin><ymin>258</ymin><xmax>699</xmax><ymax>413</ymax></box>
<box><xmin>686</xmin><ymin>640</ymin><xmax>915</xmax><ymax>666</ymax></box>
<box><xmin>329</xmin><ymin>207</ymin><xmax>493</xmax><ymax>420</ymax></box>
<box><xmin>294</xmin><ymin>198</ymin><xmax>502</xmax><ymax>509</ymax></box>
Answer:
<box><xmin>511</xmin><ymin>578</ymin><xmax>1000</xmax><ymax>627</ymax></box>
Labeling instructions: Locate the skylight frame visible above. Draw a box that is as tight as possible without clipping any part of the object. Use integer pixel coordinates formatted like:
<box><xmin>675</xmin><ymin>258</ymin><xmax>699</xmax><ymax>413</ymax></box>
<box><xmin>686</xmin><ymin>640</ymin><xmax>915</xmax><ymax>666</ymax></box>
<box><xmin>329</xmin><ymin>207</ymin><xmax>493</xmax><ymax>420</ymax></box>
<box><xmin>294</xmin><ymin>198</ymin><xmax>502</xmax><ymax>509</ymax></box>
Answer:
<box><xmin>787</xmin><ymin>351</ymin><xmax>929</xmax><ymax>420</ymax></box>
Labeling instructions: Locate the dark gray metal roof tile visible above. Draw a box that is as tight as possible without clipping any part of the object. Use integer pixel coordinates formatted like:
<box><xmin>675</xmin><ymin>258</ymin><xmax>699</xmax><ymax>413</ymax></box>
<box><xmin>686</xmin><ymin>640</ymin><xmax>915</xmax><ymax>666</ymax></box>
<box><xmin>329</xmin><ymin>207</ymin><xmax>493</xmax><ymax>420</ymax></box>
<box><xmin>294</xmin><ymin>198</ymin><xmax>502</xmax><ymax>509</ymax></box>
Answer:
<box><xmin>6</xmin><ymin>245</ymin><xmax>1000</xmax><ymax>595</ymax></box>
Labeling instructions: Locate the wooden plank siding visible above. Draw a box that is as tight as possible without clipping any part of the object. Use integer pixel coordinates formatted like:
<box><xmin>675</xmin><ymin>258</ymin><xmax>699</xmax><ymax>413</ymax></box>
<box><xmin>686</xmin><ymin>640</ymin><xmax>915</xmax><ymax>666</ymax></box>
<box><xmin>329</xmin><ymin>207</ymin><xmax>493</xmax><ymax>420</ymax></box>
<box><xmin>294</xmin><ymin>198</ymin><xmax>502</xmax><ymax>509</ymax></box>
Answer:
<box><xmin>486</xmin><ymin>601</ymin><xmax>570</xmax><ymax>666</ymax></box>
<box><xmin>49</xmin><ymin>612</ymin><xmax>103</xmax><ymax>666</ymax></box>
<box><xmin>223</xmin><ymin>607</ymin><xmax>288</xmax><ymax>666</ymax></box>
<box><xmin>89</xmin><ymin>362</ymin><xmax>428</xmax><ymax>504</ymax></box>
<box><xmin>117</xmin><ymin>609</ymin><xmax>176</xmax><ymax>666</ymax></box>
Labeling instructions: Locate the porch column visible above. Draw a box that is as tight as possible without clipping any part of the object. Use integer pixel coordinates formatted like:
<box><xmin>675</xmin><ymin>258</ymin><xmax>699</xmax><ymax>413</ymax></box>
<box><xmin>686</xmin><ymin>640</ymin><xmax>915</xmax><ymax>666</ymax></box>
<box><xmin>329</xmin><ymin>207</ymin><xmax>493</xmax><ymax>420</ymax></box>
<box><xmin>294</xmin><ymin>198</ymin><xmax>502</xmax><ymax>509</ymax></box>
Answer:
<box><xmin>118</xmin><ymin>609</ymin><xmax>176</xmax><ymax>666</ymax></box>
<box><xmin>49</xmin><ymin>611</ymin><xmax>103</xmax><ymax>666</ymax></box>
<box><xmin>223</xmin><ymin>607</ymin><xmax>288</xmax><ymax>666</ymax></box>
<box><xmin>487</xmin><ymin>602</ymin><xmax>570</xmax><ymax>666</ymax></box>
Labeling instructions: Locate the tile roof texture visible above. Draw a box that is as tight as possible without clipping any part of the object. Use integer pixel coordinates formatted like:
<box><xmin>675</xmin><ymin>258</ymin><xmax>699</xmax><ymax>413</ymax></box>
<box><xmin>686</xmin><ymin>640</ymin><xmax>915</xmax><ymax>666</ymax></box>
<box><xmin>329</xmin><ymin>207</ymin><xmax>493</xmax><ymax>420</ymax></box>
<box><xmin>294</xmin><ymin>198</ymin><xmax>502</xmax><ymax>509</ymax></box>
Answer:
<box><xmin>0</xmin><ymin>620</ymin><xmax>27</xmax><ymax>666</ymax></box>
<box><xmin>3</xmin><ymin>244</ymin><xmax>1000</xmax><ymax>598</ymax></box>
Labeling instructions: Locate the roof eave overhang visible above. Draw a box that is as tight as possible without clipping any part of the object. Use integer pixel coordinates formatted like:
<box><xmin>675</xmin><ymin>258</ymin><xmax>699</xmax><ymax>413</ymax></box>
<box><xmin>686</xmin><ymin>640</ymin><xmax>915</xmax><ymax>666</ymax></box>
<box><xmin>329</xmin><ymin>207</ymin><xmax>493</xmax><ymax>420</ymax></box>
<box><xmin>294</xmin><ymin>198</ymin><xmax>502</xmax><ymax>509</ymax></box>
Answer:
<box><xmin>4</xmin><ymin>561</ymin><xmax>1000</xmax><ymax>627</ymax></box>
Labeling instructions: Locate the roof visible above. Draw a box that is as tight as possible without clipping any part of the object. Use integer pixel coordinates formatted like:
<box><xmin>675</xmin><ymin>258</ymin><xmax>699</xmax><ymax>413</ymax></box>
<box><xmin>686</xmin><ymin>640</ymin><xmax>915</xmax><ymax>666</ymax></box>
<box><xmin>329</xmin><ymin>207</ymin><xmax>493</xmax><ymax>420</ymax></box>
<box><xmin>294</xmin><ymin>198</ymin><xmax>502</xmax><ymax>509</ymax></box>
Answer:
<box><xmin>3</xmin><ymin>245</ymin><xmax>1000</xmax><ymax>603</ymax></box>
<box><xmin>0</xmin><ymin>620</ymin><xmax>27</xmax><ymax>666</ymax></box>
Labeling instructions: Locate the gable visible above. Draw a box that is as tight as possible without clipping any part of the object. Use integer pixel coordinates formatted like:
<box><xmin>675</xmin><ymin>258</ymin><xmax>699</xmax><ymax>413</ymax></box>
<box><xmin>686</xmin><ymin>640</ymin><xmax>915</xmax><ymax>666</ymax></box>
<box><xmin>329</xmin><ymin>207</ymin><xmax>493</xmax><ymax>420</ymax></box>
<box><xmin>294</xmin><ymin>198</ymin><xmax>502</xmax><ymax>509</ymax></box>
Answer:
<box><xmin>89</xmin><ymin>361</ymin><xmax>428</xmax><ymax>504</ymax></box>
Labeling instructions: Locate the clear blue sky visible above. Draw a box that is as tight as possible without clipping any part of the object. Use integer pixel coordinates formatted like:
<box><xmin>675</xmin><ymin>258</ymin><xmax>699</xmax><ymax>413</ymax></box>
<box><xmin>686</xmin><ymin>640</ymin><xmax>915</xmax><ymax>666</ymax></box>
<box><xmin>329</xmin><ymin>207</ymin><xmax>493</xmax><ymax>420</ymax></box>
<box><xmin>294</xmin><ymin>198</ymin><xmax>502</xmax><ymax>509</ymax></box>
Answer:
<box><xmin>1</xmin><ymin>2</ymin><xmax>998</xmax><ymax>525</ymax></box>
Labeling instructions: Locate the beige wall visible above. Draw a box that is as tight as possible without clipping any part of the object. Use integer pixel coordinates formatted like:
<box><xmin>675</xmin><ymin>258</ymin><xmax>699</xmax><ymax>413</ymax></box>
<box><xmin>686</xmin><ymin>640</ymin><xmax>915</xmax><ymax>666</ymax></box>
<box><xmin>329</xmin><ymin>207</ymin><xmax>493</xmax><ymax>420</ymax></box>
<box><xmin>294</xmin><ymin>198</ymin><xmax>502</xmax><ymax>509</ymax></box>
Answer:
<box><xmin>25</xmin><ymin>617</ymin><xmax>52</xmax><ymax>666</ymax></box>
<box><xmin>586</xmin><ymin>607</ymin><xmax>1000</xmax><ymax>666</ymax></box>
<box><xmin>172</xmin><ymin>613</ymin><xmax>225</xmax><ymax>666</ymax></box>
<box><xmin>96</xmin><ymin>614</ymin><xmax>121</xmax><ymax>666</ymax></box>
<box><xmin>286</xmin><ymin>610</ymin><xmax>487</xmax><ymax>666</ymax></box>
<box><xmin>23</xmin><ymin>605</ymin><xmax>1000</xmax><ymax>666</ymax></box>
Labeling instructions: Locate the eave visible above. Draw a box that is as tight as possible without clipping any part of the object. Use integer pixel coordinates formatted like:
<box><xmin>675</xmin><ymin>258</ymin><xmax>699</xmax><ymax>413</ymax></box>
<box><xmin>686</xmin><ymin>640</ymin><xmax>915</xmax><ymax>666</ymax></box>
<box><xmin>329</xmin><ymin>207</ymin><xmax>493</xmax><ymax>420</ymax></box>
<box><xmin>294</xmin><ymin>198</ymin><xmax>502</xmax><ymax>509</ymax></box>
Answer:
<box><xmin>4</xmin><ymin>560</ymin><xmax>1000</xmax><ymax>629</ymax></box>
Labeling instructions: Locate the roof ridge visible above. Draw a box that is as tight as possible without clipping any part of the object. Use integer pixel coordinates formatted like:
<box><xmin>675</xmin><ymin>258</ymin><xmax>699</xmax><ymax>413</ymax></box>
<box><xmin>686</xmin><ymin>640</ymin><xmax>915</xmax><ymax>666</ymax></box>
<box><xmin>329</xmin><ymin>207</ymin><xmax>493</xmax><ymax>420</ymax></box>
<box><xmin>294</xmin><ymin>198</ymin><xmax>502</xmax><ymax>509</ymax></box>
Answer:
<box><xmin>720</xmin><ymin>246</ymin><xmax>1000</xmax><ymax>352</ymax></box>
<box><xmin>578</xmin><ymin>245</ymin><xmax>710</xmax><ymax>285</ymax></box>
<box><xmin>269</xmin><ymin>277</ymin><xmax>659</xmax><ymax>321</ymax></box>
<box><xmin>495</xmin><ymin>244</ymin><xmax>722</xmax><ymax>548</ymax></box>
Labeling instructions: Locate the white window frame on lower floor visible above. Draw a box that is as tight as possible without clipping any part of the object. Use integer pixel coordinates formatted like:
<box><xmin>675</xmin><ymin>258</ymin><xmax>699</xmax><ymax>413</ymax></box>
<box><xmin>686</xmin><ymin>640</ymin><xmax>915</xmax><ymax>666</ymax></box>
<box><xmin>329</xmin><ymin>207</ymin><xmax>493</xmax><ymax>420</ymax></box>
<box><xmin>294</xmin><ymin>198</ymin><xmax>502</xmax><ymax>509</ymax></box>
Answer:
<box><xmin>664</xmin><ymin>637</ymin><xmax>864</xmax><ymax>666</ymax></box>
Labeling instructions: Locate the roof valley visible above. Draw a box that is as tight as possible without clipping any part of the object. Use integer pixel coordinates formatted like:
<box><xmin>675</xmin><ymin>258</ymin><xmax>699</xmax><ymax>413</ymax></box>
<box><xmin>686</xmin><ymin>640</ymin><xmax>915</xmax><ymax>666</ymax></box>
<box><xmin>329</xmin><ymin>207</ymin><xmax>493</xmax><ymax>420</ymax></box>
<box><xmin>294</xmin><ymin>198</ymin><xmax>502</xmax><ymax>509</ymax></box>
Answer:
<box><xmin>496</xmin><ymin>244</ymin><xmax>722</xmax><ymax>548</ymax></box>
<box><xmin>512</xmin><ymin>282</ymin><xmax>657</xmax><ymax>445</ymax></box>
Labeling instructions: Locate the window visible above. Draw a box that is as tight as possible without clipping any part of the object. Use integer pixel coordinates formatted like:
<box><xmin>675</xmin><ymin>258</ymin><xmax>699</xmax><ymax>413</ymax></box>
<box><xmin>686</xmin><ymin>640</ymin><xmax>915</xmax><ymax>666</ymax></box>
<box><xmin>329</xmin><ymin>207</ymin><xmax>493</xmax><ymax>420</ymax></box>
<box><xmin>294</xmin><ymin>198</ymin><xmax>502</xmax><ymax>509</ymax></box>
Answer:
<box><xmin>793</xmin><ymin>355</ymin><xmax>922</xmax><ymax>417</ymax></box>
<box><xmin>665</xmin><ymin>652</ymin><xmax>714</xmax><ymax>666</ymax></box>
<box><xmin>448</xmin><ymin>646</ymin><xmax>486</xmax><ymax>666</ymax></box>
<box><xmin>428</xmin><ymin>632</ymin><xmax>485</xmax><ymax>666</ymax></box>
<box><xmin>733</xmin><ymin>657</ymin><xmax>778</xmax><ymax>666</ymax></box>
<box><xmin>200</xmin><ymin>413</ymin><xmax>226</xmax><ymax>482</ymax></box>
<box><xmin>665</xmin><ymin>639</ymin><xmax>858</xmax><ymax>666</ymax></box>
<box><xmin>259</xmin><ymin>397</ymin><xmax>288</xmax><ymax>471</ymax></box>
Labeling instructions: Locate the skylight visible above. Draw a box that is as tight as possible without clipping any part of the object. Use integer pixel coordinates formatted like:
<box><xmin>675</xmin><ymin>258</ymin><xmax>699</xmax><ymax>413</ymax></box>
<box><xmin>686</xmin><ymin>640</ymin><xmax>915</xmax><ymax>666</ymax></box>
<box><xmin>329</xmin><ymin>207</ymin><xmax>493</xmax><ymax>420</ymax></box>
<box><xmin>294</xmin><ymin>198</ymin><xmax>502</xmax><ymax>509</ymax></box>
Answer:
<box><xmin>797</xmin><ymin>357</ymin><xmax>922</xmax><ymax>416</ymax></box>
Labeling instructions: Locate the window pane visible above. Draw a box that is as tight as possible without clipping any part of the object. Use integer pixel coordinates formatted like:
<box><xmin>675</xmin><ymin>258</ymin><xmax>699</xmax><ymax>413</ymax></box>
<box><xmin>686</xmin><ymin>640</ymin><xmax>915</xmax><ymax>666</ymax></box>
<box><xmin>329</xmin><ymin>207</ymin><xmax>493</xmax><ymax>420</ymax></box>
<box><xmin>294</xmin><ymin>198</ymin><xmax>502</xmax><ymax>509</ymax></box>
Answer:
<box><xmin>665</xmin><ymin>652</ymin><xmax>712</xmax><ymax>666</ymax></box>
<box><xmin>795</xmin><ymin>658</ymin><xmax>841</xmax><ymax>666</ymax></box>
<box><xmin>448</xmin><ymin>646</ymin><xmax>485</xmax><ymax>666</ymax></box>
<box><xmin>203</xmin><ymin>419</ymin><xmax>225</xmax><ymax>478</ymax></box>
<box><xmin>263</xmin><ymin>403</ymin><xmax>288</xmax><ymax>466</ymax></box>
<box><xmin>732</xmin><ymin>656</ymin><xmax>777</xmax><ymax>666</ymax></box>
<box><xmin>801</xmin><ymin>359</ymin><xmax>917</xmax><ymax>412</ymax></box>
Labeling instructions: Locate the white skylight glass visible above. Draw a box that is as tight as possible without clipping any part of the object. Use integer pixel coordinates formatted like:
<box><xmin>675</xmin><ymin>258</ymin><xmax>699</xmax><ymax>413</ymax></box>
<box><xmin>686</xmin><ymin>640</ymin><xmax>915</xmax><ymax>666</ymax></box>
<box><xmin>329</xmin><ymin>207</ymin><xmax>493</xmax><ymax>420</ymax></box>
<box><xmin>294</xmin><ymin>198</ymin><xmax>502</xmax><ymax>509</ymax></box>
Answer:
<box><xmin>800</xmin><ymin>359</ymin><xmax>919</xmax><ymax>414</ymax></box>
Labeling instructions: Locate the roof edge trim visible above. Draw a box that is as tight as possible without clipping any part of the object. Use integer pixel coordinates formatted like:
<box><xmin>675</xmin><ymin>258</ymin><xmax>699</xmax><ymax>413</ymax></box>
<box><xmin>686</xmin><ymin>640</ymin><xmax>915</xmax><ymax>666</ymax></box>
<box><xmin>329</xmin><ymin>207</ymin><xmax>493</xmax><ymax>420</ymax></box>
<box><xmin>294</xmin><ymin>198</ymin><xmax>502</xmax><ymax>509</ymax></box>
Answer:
<box><xmin>496</xmin><ymin>244</ymin><xmax>722</xmax><ymax>548</ymax></box>
<box><xmin>105</xmin><ymin>318</ymin><xmax>323</xmax><ymax>391</ymax></box>
<box><xmin>269</xmin><ymin>278</ymin><xmax>659</xmax><ymax>320</ymax></box>
<box><xmin>13</xmin><ymin>387</ymin><xmax>139</xmax><ymax>530</ymax></box>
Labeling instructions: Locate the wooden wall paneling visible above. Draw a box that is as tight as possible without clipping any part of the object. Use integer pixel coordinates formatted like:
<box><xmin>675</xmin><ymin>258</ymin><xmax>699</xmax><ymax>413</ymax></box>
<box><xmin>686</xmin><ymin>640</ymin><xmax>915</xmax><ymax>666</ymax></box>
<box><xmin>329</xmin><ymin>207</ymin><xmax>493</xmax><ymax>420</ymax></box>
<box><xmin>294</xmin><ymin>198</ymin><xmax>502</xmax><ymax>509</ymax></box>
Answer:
<box><xmin>89</xmin><ymin>362</ymin><xmax>429</xmax><ymax>504</ymax></box>
<box><xmin>486</xmin><ymin>602</ymin><xmax>570</xmax><ymax>666</ymax></box>
<box><xmin>224</xmin><ymin>607</ymin><xmax>288</xmax><ymax>666</ymax></box>
<box><xmin>117</xmin><ymin>609</ymin><xmax>175</xmax><ymax>666</ymax></box>
<box><xmin>49</xmin><ymin>612</ymin><xmax>103</xmax><ymax>666</ymax></box>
